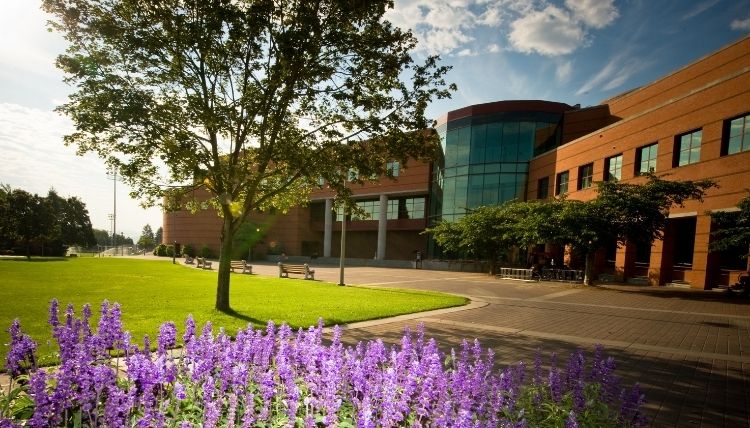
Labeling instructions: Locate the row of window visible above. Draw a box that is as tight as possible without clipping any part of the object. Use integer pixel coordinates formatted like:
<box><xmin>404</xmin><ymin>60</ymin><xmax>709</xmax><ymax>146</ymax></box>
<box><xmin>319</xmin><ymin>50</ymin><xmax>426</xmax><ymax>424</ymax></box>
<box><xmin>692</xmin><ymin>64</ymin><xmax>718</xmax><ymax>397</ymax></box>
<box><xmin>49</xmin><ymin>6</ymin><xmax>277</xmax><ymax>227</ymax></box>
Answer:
<box><xmin>340</xmin><ymin>161</ymin><xmax>401</xmax><ymax>181</ymax></box>
<box><xmin>537</xmin><ymin>113</ymin><xmax>750</xmax><ymax>197</ymax></box>
<box><xmin>336</xmin><ymin>197</ymin><xmax>426</xmax><ymax>221</ymax></box>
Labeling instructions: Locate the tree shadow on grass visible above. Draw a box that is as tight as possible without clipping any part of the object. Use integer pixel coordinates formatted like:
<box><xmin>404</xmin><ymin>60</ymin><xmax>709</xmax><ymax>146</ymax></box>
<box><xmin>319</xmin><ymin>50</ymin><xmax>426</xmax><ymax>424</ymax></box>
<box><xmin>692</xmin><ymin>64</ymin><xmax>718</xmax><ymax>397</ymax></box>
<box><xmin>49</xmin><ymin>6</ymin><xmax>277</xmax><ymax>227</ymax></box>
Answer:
<box><xmin>217</xmin><ymin>307</ymin><xmax>269</xmax><ymax>326</ymax></box>
<box><xmin>0</xmin><ymin>257</ymin><xmax>69</xmax><ymax>263</ymax></box>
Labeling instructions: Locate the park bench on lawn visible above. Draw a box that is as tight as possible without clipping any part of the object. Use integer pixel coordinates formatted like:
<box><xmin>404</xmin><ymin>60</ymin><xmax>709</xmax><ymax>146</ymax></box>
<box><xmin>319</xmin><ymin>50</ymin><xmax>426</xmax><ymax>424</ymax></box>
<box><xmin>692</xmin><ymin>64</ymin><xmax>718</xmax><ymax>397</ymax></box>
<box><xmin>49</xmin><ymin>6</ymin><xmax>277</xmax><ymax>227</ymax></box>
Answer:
<box><xmin>278</xmin><ymin>262</ymin><xmax>315</xmax><ymax>280</ymax></box>
<box><xmin>230</xmin><ymin>260</ymin><xmax>252</xmax><ymax>274</ymax></box>
<box><xmin>196</xmin><ymin>257</ymin><xmax>213</xmax><ymax>270</ymax></box>
<box><xmin>184</xmin><ymin>256</ymin><xmax>194</xmax><ymax>265</ymax></box>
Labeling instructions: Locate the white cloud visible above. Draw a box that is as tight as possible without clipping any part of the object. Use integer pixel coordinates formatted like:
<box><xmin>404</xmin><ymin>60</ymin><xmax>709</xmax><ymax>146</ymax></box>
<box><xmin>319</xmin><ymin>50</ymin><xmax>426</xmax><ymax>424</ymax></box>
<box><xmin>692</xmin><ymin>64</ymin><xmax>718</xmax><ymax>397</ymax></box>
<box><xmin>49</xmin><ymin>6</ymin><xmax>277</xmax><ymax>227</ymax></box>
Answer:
<box><xmin>508</xmin><ymin>5</ymin><xmax>586</xmax><ymax>56</ymax></box>
<box><xmin>730</xmin><ymin>17</ymin><xmax>750</xmax><ymax>31</ymax></box>
<box><xmin>0</xmin><ymin>103</ymin><xmax>162</xmax><ymax>239</ymax></box>
<box><xmin>555</xmin><ymin>60</ymin><xmax>573</xmax><ymax>84</ymax></box>
<box><xmin>564</xmin><ymin>0</ymin><xmax>619</xmax><ymax>29</ymax></box>
<box><xmin>680</xmin><ymin>0</ymin><xmax>720</xmax><ymax>21</ymax></box>
<box><xmin>456</xmin><ymin>48</ymin><xmax>477</xmax><ymax>57</ymax></box>
<box><xmin>487</xmin><ymin>43</ymin><xmax>502</xmax><ymax>53</ymax></box>
<box><xmin>575</xmin><ymin>53</ymin><xmax>650</xmax><ymax>96</ymax></box>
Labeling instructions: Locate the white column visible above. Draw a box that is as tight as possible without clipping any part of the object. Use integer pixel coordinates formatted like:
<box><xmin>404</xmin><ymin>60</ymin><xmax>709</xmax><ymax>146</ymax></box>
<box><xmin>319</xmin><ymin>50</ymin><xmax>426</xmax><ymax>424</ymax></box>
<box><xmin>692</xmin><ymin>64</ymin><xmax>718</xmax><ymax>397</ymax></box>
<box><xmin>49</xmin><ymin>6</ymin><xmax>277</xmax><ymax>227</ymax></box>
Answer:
<box><xmin>377</xmin><ymin>194</ymin><xmax>388</xmax><ymax>260</ymax></box>
<box><xmin>323</xmin><ymin>198</ymin><xmax>333</xmax><ymax>257</ymax></box>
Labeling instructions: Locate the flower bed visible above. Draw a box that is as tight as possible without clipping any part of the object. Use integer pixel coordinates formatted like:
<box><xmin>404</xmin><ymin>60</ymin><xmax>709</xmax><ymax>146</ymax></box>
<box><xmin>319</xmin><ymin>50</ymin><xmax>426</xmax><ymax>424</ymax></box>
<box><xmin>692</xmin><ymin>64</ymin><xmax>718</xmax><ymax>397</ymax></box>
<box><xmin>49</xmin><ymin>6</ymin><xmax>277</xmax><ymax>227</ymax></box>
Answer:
<box><xmin>2</xmin><ymin>300</ymin><xmax>647</xmax><ymax>427</ymax></box>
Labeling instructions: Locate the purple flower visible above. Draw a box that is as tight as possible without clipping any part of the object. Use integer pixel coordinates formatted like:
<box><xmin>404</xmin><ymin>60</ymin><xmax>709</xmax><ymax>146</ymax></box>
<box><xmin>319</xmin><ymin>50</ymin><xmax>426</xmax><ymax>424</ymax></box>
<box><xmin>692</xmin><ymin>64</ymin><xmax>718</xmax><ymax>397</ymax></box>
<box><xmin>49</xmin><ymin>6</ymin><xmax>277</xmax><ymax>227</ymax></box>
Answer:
<box><xmin>158</xmin><ymin>321</ymin><xmax>177</xmax><ymax>355</ymax></box>
<box><xmin>5</xmin><ymin>319</ymin><xmax>37</xmax><ymax>377</ymax></box>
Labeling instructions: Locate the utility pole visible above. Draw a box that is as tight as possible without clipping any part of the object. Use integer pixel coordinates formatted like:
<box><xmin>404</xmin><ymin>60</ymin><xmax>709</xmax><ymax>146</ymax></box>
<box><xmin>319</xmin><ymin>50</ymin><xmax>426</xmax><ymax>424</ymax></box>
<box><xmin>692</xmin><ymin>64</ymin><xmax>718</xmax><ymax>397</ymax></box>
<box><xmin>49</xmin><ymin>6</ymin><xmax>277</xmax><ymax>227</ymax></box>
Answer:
<box><xmin>339</xmin><ymin>207</ymin><xmax>347</xmax><ymax>286</ymax></box>
<box><xmin>107</xmin><ymin>168</ymin><xmax>118</xmax><ymax>255</ymax></box>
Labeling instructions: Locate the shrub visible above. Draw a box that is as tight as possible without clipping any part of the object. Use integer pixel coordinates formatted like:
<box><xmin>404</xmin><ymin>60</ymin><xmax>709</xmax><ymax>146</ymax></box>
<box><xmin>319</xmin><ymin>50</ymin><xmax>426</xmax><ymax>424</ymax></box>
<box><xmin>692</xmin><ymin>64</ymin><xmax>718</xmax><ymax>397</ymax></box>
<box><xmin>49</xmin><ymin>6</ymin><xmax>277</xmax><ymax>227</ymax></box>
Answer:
<box><xmin>182</xmin><ymin>244</ymin><xmax>196</xmax><ymax>258</ymax></box>
<box><xmin>1</xmin><ymin>301</ymin><xmax>647</xmax><ymax>427</ymax></box>
<box><xmin>199</xmin><ymin>244</ymin><xmax>212</xmax><ymax>259</ymax></box>
<box><xmin>153</xmin><ymin>244</ymin><xmax>168</xmax><ymax>257</ymax></box>
<box><xmin>165</xmin><ymin>244</ymin><xmax>175</xmax><ymax>257</ymax></box>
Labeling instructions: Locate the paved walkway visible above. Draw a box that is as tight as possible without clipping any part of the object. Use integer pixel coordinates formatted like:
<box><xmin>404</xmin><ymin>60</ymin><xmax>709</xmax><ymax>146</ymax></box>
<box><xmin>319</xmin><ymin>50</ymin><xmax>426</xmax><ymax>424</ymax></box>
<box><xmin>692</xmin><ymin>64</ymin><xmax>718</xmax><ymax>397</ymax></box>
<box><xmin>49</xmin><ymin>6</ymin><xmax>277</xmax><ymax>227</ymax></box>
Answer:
<box><xmin>249</xmin><ymin>262</ymin><xmax>750</xmax><ymax>428</ymax></box>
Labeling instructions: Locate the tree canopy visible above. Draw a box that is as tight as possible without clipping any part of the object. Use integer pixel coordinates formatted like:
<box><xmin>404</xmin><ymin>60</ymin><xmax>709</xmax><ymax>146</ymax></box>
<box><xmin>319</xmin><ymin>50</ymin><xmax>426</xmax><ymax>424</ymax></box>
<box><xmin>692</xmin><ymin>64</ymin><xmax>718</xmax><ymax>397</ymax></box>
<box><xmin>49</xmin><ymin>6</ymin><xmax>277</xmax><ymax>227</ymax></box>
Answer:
<box><xmin>0</xmin><ymin>185</ymin><xmax>96</xmax><ymax>257</ymax></box>
<box><xmin>43</xmin><ymin>0</ymin><xmax>455</xmax><ymax>310</ymax></box>
<box><xmin>428</xmin><ymin>174</ymin><xmax>716</xmax><ymax>284</ymax></box>
<box><xmin>710</xmin><ymin>192</ymin><xmax>750</xmax><ymax>265</ymax></box>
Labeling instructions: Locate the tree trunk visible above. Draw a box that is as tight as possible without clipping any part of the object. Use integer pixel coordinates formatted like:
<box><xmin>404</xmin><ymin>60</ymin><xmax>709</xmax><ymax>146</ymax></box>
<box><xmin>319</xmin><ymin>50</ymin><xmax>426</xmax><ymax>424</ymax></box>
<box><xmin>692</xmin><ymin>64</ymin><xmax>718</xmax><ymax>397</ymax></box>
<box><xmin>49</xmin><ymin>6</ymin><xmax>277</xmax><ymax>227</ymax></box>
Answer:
<box><xmin>215</xmin><ymin>217</ymin><xmax>236</xmax><ymax>312</ymax></box>
<box><xmin>583</xmin><ymin>251</ymin><xmax>596</xmax><ymax>286</ymax></box>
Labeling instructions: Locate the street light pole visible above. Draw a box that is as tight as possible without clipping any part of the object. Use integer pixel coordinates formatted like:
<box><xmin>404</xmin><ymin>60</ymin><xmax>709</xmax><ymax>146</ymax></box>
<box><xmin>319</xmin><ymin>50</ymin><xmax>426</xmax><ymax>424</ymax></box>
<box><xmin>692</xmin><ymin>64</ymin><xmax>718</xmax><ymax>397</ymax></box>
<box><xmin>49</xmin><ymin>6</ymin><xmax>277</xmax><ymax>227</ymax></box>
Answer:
<box><xmin>338</xmin><ymin>207</ymin><xmax>346</xmax><ymax>286</ymax></box>
<box><xmin>107</xmin><ymin>168</ymin><xmax>118</xmax><ymax>255</ymax></box>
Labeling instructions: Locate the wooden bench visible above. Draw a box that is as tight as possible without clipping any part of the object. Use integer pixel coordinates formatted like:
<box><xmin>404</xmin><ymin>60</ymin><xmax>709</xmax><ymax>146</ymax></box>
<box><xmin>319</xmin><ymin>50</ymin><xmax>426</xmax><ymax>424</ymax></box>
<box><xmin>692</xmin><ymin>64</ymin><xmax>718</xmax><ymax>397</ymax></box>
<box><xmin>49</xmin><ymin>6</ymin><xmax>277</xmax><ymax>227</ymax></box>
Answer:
<box><xmin>230</xmin><ymin>260</ymin><xmax>252</xmax><ymax>274</ymax></box>
<box><xmin>278</xmin><ymin>262</ymin><xmax>315</xmax><ymax>280</ymax></box>
<box><xmin>196</xmin><ymin>257</ymin><xmax>213</xmax><ymax>270</ymax></box>
<box><xmin>184</xmin><ymin>256</ymin><xmax>194</xmax><ymax>265</ymax></box>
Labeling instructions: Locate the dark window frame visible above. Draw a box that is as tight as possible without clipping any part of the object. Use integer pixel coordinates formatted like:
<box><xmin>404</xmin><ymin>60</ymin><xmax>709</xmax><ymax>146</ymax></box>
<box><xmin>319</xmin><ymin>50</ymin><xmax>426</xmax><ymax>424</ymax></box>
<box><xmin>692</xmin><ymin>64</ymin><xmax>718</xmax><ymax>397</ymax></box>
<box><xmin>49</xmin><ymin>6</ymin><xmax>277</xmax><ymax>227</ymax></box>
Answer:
<box><xmin>722</xmin><ymin>113</ymin><xmax>750</xmax><ymax>156</ymax></box>
<box><xmin>555</xmin><ymin>171</ymin><xmax>569</xmax><ymax>196</ymax></box>
<box><xmin>604</xmin><ymin>154</ymin><xmax>623</xmax><ymax>181</ymax></box>
<box><xmin>635</xmin><ymin>143</ymin><xmax>658</xmax><ymax>175</ymax></box>
<box><xmin>537</xmin><ymin>176</ymin><xmax>549</xmax><ymax>199</ymax></box>
<box><xmin>673</xmin><ymin>129</ymin><xmax>702</xmax><ymax>167</ymax></box>
<box><xmin>577</xmin><ymin>163</ymin><xmax>594</xmax><ymax>190</ymax></box>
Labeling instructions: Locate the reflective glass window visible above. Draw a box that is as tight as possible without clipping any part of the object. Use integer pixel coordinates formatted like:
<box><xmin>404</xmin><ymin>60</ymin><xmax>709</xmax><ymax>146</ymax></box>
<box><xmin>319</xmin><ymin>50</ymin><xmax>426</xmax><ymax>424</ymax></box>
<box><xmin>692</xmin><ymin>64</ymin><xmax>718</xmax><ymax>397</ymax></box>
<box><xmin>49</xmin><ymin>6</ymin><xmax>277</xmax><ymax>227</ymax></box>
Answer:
<box><xmin>467</xmin><ymin>174</ymin><xmax>484</xmax><ymax>208</ymax></box>
<box><xmin>675</xmin><ymin>129</ymin><xmax>701</xmax><ymax>167</ymax></box>
<box><xmin>636</xmin><ymin>143</ymin><xmax>658</xmax><ymax>175</ymax></box>
<box><xmin>556</xmin><ymin>171</ymin><xmax>569</xmax><ymax>196</ymax></box>
<box><xmin>470</xmin><ymin>125</ymin><xmax>486</xmax><ymax>164</ymax></box>
<box><xmin>456</xmin><ymin>126</ymin><xmax>471</xmax><ymax>166</ymax></box>
<box><xmin>485</xmin><ymin>123</ymin><xmax>502</xmax><ymax>163</ymax></box>
<box><xmin>605</xmin><ymin>154</ymin><xmax>622</xmax><ymax>181</ymax></box>
<box><xmin>725</xmin><ymin>114</ymin><xmax>750</xmax><ymax>155</ymax></box>
<box><xmin>501</xmin><ymin>122</ymin><xmax>519</xmax><ymax>162</ymax></box>
<box><xmin>578</xmin><ymin>163</ymin><xmax>594</xmax><ymax>189</ymax></box>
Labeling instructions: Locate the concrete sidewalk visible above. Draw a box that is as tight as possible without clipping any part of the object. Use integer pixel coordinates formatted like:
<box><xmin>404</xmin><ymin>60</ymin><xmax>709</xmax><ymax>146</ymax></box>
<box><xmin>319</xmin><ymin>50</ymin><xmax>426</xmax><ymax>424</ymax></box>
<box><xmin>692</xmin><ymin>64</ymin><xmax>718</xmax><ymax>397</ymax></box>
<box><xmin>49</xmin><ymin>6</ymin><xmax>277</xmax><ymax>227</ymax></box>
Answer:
<box><xmin>248</xmin><ymin>262</ymin><xmax>750</xmax><ymax>428</ymax></box>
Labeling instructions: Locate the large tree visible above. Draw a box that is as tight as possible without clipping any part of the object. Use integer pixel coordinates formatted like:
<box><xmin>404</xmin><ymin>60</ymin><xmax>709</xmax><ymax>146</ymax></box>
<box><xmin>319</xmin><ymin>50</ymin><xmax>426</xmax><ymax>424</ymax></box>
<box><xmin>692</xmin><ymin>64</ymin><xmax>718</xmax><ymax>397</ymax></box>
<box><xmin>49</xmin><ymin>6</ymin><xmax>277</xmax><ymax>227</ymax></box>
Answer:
<box><xmin>551</xmin><ymin>175</ymin><xmax>715</xmax><ymax>284</ymax></box>
<box><xmin>44</xmin><ymin>0</ymin><xmax>454</xmax><ymax>311</ymax></box>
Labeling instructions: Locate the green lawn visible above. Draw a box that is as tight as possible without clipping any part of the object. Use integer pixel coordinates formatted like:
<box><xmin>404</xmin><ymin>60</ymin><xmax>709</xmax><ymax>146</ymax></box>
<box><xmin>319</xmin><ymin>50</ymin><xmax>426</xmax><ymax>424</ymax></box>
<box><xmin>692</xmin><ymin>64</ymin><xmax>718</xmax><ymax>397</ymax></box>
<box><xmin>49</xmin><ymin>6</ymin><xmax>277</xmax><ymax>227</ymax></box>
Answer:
<box><xmin>0</xmin><ymin>257</ymin><xmax>466</xmax><ymax>365</ymax></box>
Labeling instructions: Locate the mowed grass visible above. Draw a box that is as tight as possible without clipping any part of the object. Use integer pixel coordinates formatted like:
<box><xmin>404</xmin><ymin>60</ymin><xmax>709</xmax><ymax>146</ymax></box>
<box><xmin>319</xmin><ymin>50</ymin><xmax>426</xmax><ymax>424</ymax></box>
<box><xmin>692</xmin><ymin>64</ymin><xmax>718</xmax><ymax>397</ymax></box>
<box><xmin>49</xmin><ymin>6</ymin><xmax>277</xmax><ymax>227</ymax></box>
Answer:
<box><xmin>0</xmin><ymin>257</ymin><xmax>467</xmax><ymax>365</ymax></box>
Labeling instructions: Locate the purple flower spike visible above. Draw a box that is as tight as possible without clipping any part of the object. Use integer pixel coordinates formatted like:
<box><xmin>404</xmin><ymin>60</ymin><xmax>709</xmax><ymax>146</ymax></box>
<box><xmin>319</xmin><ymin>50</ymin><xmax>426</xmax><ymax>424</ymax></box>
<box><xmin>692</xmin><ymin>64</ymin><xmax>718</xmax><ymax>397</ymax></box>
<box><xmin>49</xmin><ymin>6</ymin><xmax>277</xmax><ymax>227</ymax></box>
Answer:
<box><xmin>5</xmin><ymin>319</ymin><xmax>37</xmax><ymax>377</ymax></box>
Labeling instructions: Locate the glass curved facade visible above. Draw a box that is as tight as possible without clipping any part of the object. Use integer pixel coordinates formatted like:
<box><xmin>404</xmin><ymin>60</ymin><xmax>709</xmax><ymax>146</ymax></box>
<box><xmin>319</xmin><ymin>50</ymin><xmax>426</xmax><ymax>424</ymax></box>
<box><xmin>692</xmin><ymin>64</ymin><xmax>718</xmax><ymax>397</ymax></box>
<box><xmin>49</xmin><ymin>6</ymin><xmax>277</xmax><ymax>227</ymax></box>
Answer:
<box><xmin>429</xmin><ymin>106</ymin><xmax>567</xmax><ymax>225</ymax></box>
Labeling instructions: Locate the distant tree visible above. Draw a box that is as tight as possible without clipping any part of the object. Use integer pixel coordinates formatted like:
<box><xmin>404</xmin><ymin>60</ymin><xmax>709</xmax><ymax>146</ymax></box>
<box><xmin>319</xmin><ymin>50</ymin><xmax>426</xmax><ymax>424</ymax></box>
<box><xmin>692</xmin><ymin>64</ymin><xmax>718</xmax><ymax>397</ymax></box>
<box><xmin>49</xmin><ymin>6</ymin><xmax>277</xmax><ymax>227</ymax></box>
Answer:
<box><xmin>0</xmin><ymin>184</ymin><xmax>15</xmax><ymax>250</ymax></box>
<box><xmin>93</xmin><ymin>229</ymin><xmax>111</xmax><ymax>247</ymax></box>
<box><xmin>44</xmin><ymin>0</ymin><xmax>454</xmax><ymax>311</ymax></box>
<box><xmin>46</xmin><ymin>189</ymin><xmax>96</xmax><ymax>252</ymax></box>
<box><xmin>154</xmin><ymin>227</ymin><xmax>163</xmax><ymax>246</ymax></box>
<box><xmin>3</xmin><ymin>189</ymin><xmax>55</xmax><ymax>258</ymax></box>
<box><xmin>710</xmin><ymin>192</ymin><xmax>750</xmax><ymax>267</ymax></box>
<box><xmin>138</xmin><ymin>224</ymin><xmax>156</xmax><ymax>250</ymax></box>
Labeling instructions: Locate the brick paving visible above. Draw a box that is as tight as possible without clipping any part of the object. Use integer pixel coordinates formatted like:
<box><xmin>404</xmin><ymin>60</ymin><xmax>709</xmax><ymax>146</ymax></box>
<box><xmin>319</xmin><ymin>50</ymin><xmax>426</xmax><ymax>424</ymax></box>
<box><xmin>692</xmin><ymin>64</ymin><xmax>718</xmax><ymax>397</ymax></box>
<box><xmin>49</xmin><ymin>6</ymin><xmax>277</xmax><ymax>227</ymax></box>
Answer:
<box><xmin>249</xmin><ymin>262</ymin><xmax>750</xmax><ymax>428</ymax></box>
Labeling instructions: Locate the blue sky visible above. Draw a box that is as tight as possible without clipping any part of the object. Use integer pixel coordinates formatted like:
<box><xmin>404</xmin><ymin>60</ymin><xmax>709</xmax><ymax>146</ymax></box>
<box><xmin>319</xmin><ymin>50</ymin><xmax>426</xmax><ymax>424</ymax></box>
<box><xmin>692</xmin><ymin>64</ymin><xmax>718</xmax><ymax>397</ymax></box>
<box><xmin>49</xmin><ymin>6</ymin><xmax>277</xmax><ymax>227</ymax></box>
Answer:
<box><xmin>1</xmin><ymin>0</ymin><xmax>748</xmax><ymax>239</ymax></box>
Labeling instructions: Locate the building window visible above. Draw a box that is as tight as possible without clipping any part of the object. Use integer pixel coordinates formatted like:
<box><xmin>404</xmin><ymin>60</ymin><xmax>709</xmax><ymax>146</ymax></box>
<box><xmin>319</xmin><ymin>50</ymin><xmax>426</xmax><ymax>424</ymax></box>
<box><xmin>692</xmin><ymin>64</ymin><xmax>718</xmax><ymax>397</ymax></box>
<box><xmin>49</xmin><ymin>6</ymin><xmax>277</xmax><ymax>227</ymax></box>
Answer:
<box><xmin>636</xmin><ymin>143</ymin><xmax>658</xmax><ymax>175</ymax></box>
<box><xmin>674</xmin><ymin>129</ymin><xmax>702</xmax><ymax>167</ymax></box>
<box><xmin>605</xmin><ymin>154</ymin><xmax>622</xmax><ymax>181</ymax></box>
<box><xmin>348</xmin><ymin>168</ymin><xmax>359</xmax><ymax>181</ymax></box>
<box><xmin>555</xmin><ymin>171</ymin><xmax>569</xmax><ymax>196</ymax></box>
<box><xmin>577</xmin><ymin>163</ymin><xmax>594</xmax><ymax>190</ymax></box>
<box><xmin>386</xmin><ymin>161</ymin><xmax>400</xmax><ymax>177</ymax></box>
<box><xmin>724</xmin><ymin>113</ymin><xmax>750</xmax><ymax>155</ymax></box>
<box><xmin>537</xmin><ymin>176</ymin><xmax>549</xmax><ymax>199</ymax></box>
<box><xmin>387</xmin><ymin>197</ymin><xmax>425</xmax><ymax>220</ymax></box>
<box><xmin>352</xmin><ymin>200</ymin><xmax>380</xmax><ymax>221</ymax></box>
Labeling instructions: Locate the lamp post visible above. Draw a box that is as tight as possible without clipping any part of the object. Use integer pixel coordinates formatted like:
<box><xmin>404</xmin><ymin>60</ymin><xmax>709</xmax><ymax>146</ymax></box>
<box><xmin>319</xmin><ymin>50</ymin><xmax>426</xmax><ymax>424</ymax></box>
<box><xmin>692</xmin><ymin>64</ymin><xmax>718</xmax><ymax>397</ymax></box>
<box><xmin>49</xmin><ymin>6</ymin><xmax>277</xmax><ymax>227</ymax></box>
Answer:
<box><xmin>107</xmin><ymin>213</ymin><xmax>115</xmax><ymax>255</ymax></box>
<box><xmin>338</xmin><ymin>206</ymin><xmax>347</xmax><ymax>286</ymax></box>
<box><xmin>106</xmin><ymin>168</ymin><xmax>118</xmax><ymax>255</ymax></box>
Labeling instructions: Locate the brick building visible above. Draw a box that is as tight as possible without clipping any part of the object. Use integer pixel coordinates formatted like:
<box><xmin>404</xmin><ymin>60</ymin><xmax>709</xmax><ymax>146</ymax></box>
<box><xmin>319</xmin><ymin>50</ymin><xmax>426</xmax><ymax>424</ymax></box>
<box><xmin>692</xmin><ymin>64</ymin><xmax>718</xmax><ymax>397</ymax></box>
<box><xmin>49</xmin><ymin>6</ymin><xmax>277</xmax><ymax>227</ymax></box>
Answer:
<box><xmin>164</xmin><ymin>36</ymin><xmax>750</xmax><ymax>289</ymax></box>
